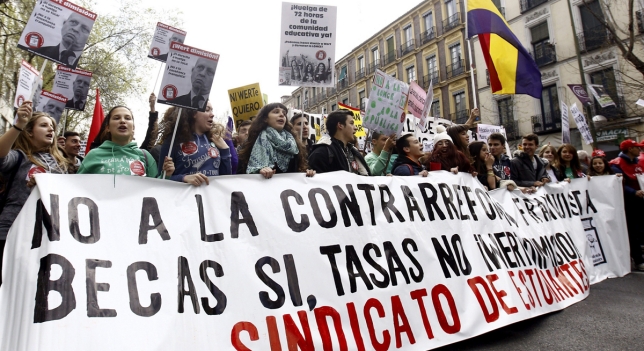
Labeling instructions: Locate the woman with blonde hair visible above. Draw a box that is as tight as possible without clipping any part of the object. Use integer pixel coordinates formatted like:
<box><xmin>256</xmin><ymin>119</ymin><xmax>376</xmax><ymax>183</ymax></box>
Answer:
<box><xmin>538</xmin><ymin>144</ymin><xmax>561</xmax><ymax>183</ymax></box>
<box><xmin>0</xmin><ymin>102</ymin><xmax>69</xmax><ymax>284</ymax></box>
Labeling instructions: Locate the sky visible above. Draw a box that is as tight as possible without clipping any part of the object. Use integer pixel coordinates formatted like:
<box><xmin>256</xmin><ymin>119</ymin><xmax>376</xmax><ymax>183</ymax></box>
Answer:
<box><xmin>97</xmin><ymin>0</ymin><xmax>424</xmax><ymax>141</ymax></box>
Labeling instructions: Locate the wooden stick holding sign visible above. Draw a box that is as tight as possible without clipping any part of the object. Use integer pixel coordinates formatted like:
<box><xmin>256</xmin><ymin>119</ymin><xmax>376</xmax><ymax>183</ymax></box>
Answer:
<box><xmin>162</xmin><ymin>107</ymin><xmax>182</xmax><ymax>179</ymax></box>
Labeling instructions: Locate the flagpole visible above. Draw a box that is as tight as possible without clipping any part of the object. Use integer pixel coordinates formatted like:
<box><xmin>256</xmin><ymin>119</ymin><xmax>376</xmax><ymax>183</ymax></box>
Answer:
<box><xmin>163</xmin><ymin>107</ymin><xmax>182</xmax><ymax>179</ymax></box>
<box><xmin>464</xmin><ymin>0</ymin><xmax>478</xmax><ymax>109</ymax></box>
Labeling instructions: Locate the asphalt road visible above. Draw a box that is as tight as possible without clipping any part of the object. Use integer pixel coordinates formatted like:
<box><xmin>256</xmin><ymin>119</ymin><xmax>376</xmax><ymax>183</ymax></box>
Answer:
<box><xmin>436</xmin><ymin>272</ymin><xmax>644</xmax><ymax>351</ymax></box>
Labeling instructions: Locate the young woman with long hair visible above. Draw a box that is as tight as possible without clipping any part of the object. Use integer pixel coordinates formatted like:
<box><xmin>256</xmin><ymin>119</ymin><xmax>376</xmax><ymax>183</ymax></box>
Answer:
<box><xmin>78</xmin><ymin>106</ymin><xmax>173</xmax><ymax>177</ymax></box>
<box><xmin>469</xmin><ymin>141</ymin><xmax>496</xmax><ymax>189</ymax></box>
<box><xmin>426</xmin><ymin>126</ymin><xmax>474</xmax><ymax>174</ymax></box>
<box><xmin>589</xmin><ymin>156</ymin><xmax>614</xmax><ymax>176</ymax></box>
<box><xmin>555</xmin><ymin>144</ymin><xmax>585</xmax><ymax>180</ymax></box>
<box><xmin>538</xmin><ymin>144</ymin><xmax>562</xmax><ymax>183</ymax></box>
<box><xmin>290</xmin><ymin>113</ymin><xmax>313</xmax><ymax>154</ymax></box>
<box><xmin>156</xmin><ymin>101</ymin><xmax>231</xmax><ymax>186</ymax></box>
<box><xmin>237</xmin><ymin>103</ymin><xmax>314</xmax><ymax>179</ymax></box>
<box><xmin>446</xmin><ymin>124</ymin><xmax>472</xmax><ymax>161</ymax></box>
<box><xmin>0</xmin><ymin>102</ymin><xmax>69</xmax><ymax>283</ymax></box>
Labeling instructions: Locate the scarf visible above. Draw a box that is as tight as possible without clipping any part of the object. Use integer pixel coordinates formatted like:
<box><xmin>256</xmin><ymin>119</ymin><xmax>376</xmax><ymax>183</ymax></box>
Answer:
<box><xmin>247</xmin><ymin>127</ymin><xmax>299</xmax><ymax>173</ymax></box>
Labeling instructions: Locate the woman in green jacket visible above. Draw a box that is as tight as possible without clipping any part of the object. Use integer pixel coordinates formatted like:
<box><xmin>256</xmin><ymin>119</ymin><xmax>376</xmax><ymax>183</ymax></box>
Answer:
<box><xmin>78</xmin><ymin>106</ymin><xmax>173</xmax><ymax>177</ymax></box>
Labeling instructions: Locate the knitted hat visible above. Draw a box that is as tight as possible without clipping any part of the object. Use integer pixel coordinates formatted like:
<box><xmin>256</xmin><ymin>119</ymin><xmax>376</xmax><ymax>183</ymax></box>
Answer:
<box><xmin>433</xmin><ymin>125</ymin><xmax>453</xmax><ymax>145</ymax></box>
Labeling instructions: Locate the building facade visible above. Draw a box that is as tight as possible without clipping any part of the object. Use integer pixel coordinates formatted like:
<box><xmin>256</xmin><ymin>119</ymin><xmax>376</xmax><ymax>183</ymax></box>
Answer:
<box><xmin>472</xmin><ymin>0</ymin><xmax>644</xmax><ymax>156</ymax></box>
<box><xmin>284</xmin><ymin>0</ymin><xmax>477</xmax><ymax>126</ymax></box>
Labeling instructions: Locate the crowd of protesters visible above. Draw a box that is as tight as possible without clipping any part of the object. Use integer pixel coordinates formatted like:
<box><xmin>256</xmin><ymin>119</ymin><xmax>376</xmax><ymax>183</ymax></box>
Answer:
<box><xmin>0</xmin><ymin>99</ymin><xmax>643</xmax><ymax>285</ymax></box>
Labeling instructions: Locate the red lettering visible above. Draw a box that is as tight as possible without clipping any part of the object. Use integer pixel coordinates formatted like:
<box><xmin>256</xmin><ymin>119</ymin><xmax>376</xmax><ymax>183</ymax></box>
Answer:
<box><xmin>391</xmin><ymin>295</ymin><xmax>416</xmax><ymax>348</ymax></box>
<box><xmin>467</xmin><ymin>276</ymin><xmax>500</xmax><ymax>323</ymax></box>
<box><xmin>507</xmin><ymin>271</ymin><xmax>530</xmax><ymax>310</ymax></box>
<box><xmin>486</xmin><ymin>274</ymin><xmax>518</xmax><ymax>315</ymax></box>
<box><xmin>314</xmin><ymin>306</ymin><xmax>348</xmax><ymax>351</ymax></box>
<box><xmin>364</xmin><ymin>298</ymin><xmax>391</xmax><ymax>351</ymax></box>
<box><xmin>283</xmin><ymin>311</ymin><xmax>314</xmax><ymax>351</ymax></box>
<box><xmin>559</xmin><ymin>264</ymin><xmax>583</xmax><ymax>294</ymax></box>
<box><xmin>570</xmin><ymin>260</ymin><xmax>589</xmax><ymax>291</ymax></box>
<box><xmin>524</xmin><ymin>269</ymin><xmax>542</xmax><ymax>307</ymax></box>
<box><xmin>231</xmin><ymin>322</ymin><xmax>259</xmax><ymax>351</ymax></box>
<box><xmin>546</xmin><ymin>269</ymin><xmax>571</xmax><ymax>298</ymax></box>
<box><xmin>266</xmin><ymin>316</ymin><xmax>283</xmax><ymax>351</ymax></box>
<box><xmin>409</xmin><ymin>289</ymin><xmax>435</xmax><ymax>339</ymax></box>
<box><xmin>346</xmin><ymin>302</ymin><xmax>366</xmax><ymax>351</ymax></box>
<box><xmin>431</xmin><ymin>284</ymin><xmax>461</xmax><ymax>334</ymax></box>
<box><xmin>518</xmin><ymin>271</ymin><xmax>536</xmax><ymax>308</ymax></box>
<box><xmin>535</xmin><ymin>270</ymin><xmax>557</xmax><ymax>304</ymax></box>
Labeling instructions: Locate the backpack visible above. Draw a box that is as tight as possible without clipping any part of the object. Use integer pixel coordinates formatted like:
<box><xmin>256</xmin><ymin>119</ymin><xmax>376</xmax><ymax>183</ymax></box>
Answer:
<box><xmin>0</xmin><ymin>152</ymin><xmax>25</xmax><ymax>215</ymax></box>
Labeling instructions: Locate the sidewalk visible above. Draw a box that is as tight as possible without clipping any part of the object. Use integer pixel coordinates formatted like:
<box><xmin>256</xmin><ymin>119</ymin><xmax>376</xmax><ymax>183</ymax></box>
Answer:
<box><xmin>437</xmin><ymin>272</ymin><xmax>644</xmax><ymax>350</ymax></box>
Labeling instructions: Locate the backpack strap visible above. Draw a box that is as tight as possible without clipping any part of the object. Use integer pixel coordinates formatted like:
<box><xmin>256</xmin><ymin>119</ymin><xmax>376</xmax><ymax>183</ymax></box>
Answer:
<box><xmin>405</xmin><ymin>164</ymin><xmax>414</xmax><ymax>175</ymax></box>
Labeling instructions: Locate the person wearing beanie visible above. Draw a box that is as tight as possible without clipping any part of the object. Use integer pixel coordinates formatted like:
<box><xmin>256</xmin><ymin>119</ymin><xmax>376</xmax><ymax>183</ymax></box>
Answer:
<box><xmin>425</xmin><ymin>125</ymin><xmax>474</xmax><ymax>174</ymax></box>
<box><xmin>609</xmin><ymin>139</ymin><xmax>644</xmax><ymax>271</ymax></box>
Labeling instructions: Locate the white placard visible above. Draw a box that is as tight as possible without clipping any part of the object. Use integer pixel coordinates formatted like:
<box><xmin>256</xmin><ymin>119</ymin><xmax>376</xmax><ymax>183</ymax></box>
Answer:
<box><xmin>13</xmin><ymin>60</ymin><xmax>43</xmax><ymax>109</ymax></box>
<box><xmin>279</xmin><ymin>2</ymin><xmax>337</xmax><ymax>87</ymax></box>
<box><xmin>52</xmin><ymin>65</ymin><xmax>92</xmax><ymax>111</ymax></box>
<box><xmin>148</xmin><ymin>22</ymin><xmax>187</xmax><ymax>63</ymax></box>
<box><xmin>17</xmin><ymin>0</ymin><xmax>97</xmax><ymax>68</ymax></box>
<box><xmin>570</xmin><ymin>103</ymin><xmax>594</xmax><ymax>145</ymax></box>
<box><xmin>561</xmin><ymin>101</ymin><xmax>571</xmax><ymax>144</ymax></box>
<box><xmin>157</xmin><ymin>43</ymin><xmax>219</xmax><ymax>112</ymax></box>
<box><xmin>34</xmin><ymin>90</ymin><xmax>67</xmax><ymax>123</ymax></box>
<box><xmin>364</xmin><ymin>69</ymin><xmax>409</xmax><ymax>135</ymax></box>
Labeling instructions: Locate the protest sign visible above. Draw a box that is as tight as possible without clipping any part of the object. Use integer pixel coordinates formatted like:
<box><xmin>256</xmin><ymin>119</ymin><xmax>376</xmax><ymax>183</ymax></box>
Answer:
<box><xmin>0</xmin><ymin>170</ymin><xmax>599</xmax><ymax>350</ymax></box>
<box><xmin>561</xmin><ymin>101</ymin><xmax>571</xmax><ymax>144</ymax></box>
<box><xmin>13</xmin><ymin>60</ymin><xmax>43</xmax><ymax>109</ymax></box>
<box><xmin>476</xmin><ymin>124</ymin><xmax>506</xmax><ymax>144</ymax></box>
<box><xmin>364</xmin><ymin>69</ymin><xmax>409</xmax><ymax>135</ymax></box>
<box><xmin>228</xmin><ymin>83</ymin><xmax>264</xmax><ymax>128</ymax></box>
<box><xmin>17</xmin><ymin>0</ymin><xmax>97</xmax><ymax>69</ymax></box>
<box><xmin>52</xmin><ymin>65</ymin><xmax>92</xmax><ymax>111</ymax></box>
<box><xmin>588</xmin><ymin>84</ymin><xmax>615</xmax><ymax>108</ymax></box>
<box><xmin>34</xmin><ymin>90</ymin><xmax>67</xmax><ymax>123</ymax></box>
<box><xmin>570</xmin><ymin>103</ymin><xmax>594</xmax><ymax>145</ymax></box>
<box><xmin>279</xmin><ymin>3</ymin><xmax>337</xmax><ymax>87</ymax></box>
<box><xmin>407</xmin><ymin>81</ymin><xmax>427</xmax><ymax>120</ymax></box>
<box><xmin>338</xmin><ymin>102</ymin><xmax>366</xmax><ymax>137</ymax></box>
<box><xmin>148</xmin><ymin>22</ymin><xmax>187</xmax><ymax>63</ymax></box>
<box><xmin>419</xmin><ymin>80</ymin><xmax>434</xmax><ymax>129</ymax></box>
<box><xmin>568</xmin><ymin>84</ymin><xmax>592</xmax><ymax>105</ymax></box>
<box><xmin>157</xmin><ymin>42</ymin><xmax>219</xmax><ymax>112</ymax></box>
<box><xmin>402</xmin><ymin>115</ymin><xmax>453</xmax><ymax>152</ymax></box>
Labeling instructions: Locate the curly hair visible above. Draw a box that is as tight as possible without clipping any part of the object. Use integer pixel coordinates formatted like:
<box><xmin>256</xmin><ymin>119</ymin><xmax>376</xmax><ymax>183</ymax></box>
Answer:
<box><xmin>13</xmin><ymin>112</ymin><xmax>69</xmax><ymax>172</ymax></box>
<box><xmin>237</xmin><ymin>102</ymin><xmax>307</xmax><ymax>173</ymax></box>
<box><xmin>427</xmin><ymin>140</ymin><xmax>473</xmax><ymax>173</ymax></box>
<box><xmin>157</xmin><ymin>106</ymin><xmax>225</xmax><ymax>146</ymax></box>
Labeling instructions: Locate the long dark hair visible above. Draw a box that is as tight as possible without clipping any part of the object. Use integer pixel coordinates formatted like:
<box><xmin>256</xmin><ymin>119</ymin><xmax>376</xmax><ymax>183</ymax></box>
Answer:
<box><xmin>556</xmin><ymin>144</ymin><xmax>583</xmax><ymax>177</ymax></box>
<box><xmin>447</xmin><ymin>124</ymin><xmax>471</xmax><ymax>160</ymax></box>
<box><xmin>468</xmin><ymin>141</ymin><xmax>488</xmax><ymax>174</ymax></box>
<box><xmin>427</xmin><ymin>140</ymin><xmax>473</xmax><ymax>172</ymax></box>
<box><xmin>589</xmin><ymin>156</ymin><xmax>614</xmax><ymax>176</ymax></box>
<box><xmin>157</xmin><ymin>106</ymin><xmax>224</xmax><ymax>146</ymax></box>
<box><xmin>237</xmin><ymin>103</ymin><xmax>307</xmax><ymax>173</ymax></box>
<box><xmin>90</xmin><ymin>105</ymin><xmax>133</xmax><ymax>149</ymax></box>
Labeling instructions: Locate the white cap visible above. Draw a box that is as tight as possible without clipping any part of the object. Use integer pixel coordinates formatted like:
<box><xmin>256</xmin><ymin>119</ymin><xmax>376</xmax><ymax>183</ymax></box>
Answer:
<box><xmin>433</xmin><ymin>125</ymin><xmax>453</xmax><ymax>145</ymax></box>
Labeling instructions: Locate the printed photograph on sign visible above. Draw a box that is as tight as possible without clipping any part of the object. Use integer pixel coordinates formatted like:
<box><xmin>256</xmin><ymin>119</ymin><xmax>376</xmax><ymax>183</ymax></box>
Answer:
<box><xmin>52</xmin><ymin>65</ymin><xmax>92</xmax><ymax>111</ymax></box>
<box><xmin>34</xmin><ymin>90</ymin><xmax>68</xmax><ymax>123</ymax></box>
<box><xmin>157</xmin><ymin>42</ymin><xmax>219</xmax><ymax>112</ymax></box>
<box><xmin>13</xmin><ymin>60</ymin><xmax>42</xmax><ymax>109</ymax></box>
<box><xmin>17</xmin><ymin>0</ymin><xmax>97</xmax><ymax>69</ymax></box>
<box><xmin>148</xmin><ymin>22</ymin><xmax>187</xmax><ymax>63</ymax></box>
<box><xmin>279</xmin><ymin>3</ymin><xmax>337</xmax><ymax>87</ymax></box>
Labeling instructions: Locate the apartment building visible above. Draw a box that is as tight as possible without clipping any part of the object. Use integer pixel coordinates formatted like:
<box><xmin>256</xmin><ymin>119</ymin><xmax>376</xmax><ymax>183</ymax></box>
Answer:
<box><xmin>283</xmin><ymin>0</ymin><xmax>476</xmax><ymax>126</ymax></box>
<box><xmin>472</xmin><ymin>0</ymin><xmax>644</xmax><ymax>156</ymax></box>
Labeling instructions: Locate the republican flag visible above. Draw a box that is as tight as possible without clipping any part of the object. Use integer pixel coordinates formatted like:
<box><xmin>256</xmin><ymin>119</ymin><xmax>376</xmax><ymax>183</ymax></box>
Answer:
<box><xmin>85</xmin><ymin>88</ymin><xmax>104</xmax><ymax>154</ymax></box>
<box><xmin>467</xmin><ymin>0</ymin><xmax>542</xmax><ymax>98</ymax></box>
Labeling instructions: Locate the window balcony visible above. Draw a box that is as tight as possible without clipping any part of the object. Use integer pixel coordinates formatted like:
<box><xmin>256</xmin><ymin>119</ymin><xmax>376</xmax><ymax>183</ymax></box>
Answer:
<box><xmin>531</xmin><ymin>109</ymin><xmax>561</xmax><ymax>134</ymax></box>
<box><xmin>520</xmin><ymin>0</ymin><xmax>548</xmax><ymax>13</ymax></box>
<box><xmin>329</xmin><ymin>87</ymin><xmax>337</xmax><ymax>96</ymax></box>
<box><xmin>368</xmin><ymin>60</ymin><xmax>381</xmax><ymax>74</ymax></box>
<box><xmin>337</xmin><ymin>78</ymin><xmax>349</xmax><ymax>92</ymax></box>
<box><xmin>421</xmin><ymin>27</ymin><xmax>436</xmax><ymax>44</ymax></box>
<box><xmin>596</xmin><ymin>96</ymin><xmax>626</xmax><ymax>119</ymax></box>
<box><xmin>446</xmin><ymin>60</ymin><xmax>465</xmax><ymax>80</ymax></box>
<box><xmin>449</xmin><ymin>110</ymin><xmax>470</xmax><ymax>124</ymax></box>
<box><xmin>577</xmin><ymin>24</ymin><xmax>611</xmax><ymax>53</ymax></box>
<box><xmin>442</xmin><ymin>12</ymin><xmax>461</xmax><ymax>33</ymax></box>
<box><xmin>360</xmin><ymin>102</ymin><xmax>366</xmax><ymax>111</ymax></box>
<box><xmin>422</xmin><ymin>70</ymin><xmax>440</xmax><ymax>89</ymax></box>
<box><xmin>355</xmin><ymin>68</ymin><xmax>365</xmax><ymax>80</ymax></box>
<box><xmin>531</xmin><ymin>43</ymin><xmax>557</xmax><ymax>67</ymax></box>
<box><xmin>400</xmin><ymin>39</ymin><xmax>415</xmax><ymax>55</ymax></box>
<box><xmin>383</xmin><ymin>51</ymin><xmax>396</xmax><ymax>65</ymax></box>
<box><xmin>501</xmin><ymin>120</ymin><xmax>520</xmax><ymax>140</ymax></box>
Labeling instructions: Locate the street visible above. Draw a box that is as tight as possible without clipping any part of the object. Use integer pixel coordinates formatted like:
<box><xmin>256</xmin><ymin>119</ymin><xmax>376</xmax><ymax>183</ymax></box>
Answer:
<box><xmin>437</xmin><ymin>272</ymin><xmax>644</xmax><ymax>350</ymax></box>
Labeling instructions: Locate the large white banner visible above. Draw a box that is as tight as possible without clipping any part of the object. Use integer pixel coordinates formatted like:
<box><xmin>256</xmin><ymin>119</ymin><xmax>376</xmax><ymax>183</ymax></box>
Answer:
<box><xmin>0</xmin><ymin>172</ymin><xmax>601</xmax><ymax>350</ymax></box>
<box><xmin>17</xmin><ymin>0</ymin><xmax>97</xmax><ymax>68</ymax></box>
<box><xmin>279</xmin><ymin>2</ymin><xmax>337</xmax><ymax>87</ymax></box>
<box><xmin>13</xmin><ymin>60</ymin><xmax>43</xmax><ymax>109</ymax></box>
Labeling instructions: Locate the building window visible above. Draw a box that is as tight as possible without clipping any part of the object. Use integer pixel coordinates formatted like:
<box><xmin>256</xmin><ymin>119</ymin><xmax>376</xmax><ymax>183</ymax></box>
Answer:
<box><xmin>404</xmin><ymin>25</ymin><xmax>412</xmax><ymax>43</ymax></box>
<box><xmin>422</xmin><ymin>12</ymin><xmax>435</xmax><ymax>42</ymax></box>
<box><xmin>497</xmin><ymin>97</ymin><xmax>513</xmax><ymax>124</ymax></box>
<box><xmin>331</xmin><ymin>103</ymin><xmax>337</xmax><ymax>111</ymax></box>
<box><xmin>432</xmin><ymin>100</ymin><xmax>441</xmax><ymax>117</ymax></box>
<box><xmin>372</xmin><ymin>47</ymin><xmax>379</xmax><ymax>65</ymax></box>
<box><xmin>579</xmin><ymin>0</ymin><xmax>607</xmax><ymax>52</ymax></box>
<box><xmin>530</xmin><ymin>21</ymin><xmax>555</xmax><ymax>66</ymax></box>
<box><xmin>339</xmin><ymin>66</ymin><xmax>347</xmax><ymax>82</ymax></box>
<box><xmin>342</xmin><ymin>98</ymin><xmax>349</xmax><ymax>105</ymax></box>
<box><xmin>385</xmin><ymin>36</ymin><xmax>395</xmax><ymax>64</ymax></box>
<box><xmin>296</xmin><ymin>95</ymin><xmax>301</xmax><ymax>109</ymax></box>
<box><xmin>424</xmin><ymin>12</ymin><xmax>433</xmax><ymax>31</ymax></box>
<box><xmin>533</xmin><ymin>85</ymin><xmax>561</xmax><ymax>133</ymax></box>
<box><xmin>359</xmin><ymin>90</ymin><xmax>366</xmax><ymax>110</ymax></box>
<box><xmin>304</xmin><ymin>90</ymin><xmax>309</xmax><ymax>107</ymax></box>
<box><xmin>590</xmin><ymin>68</ymin><xmax>622</xmax><ymax>118</ymax></box>
<box><xmin>356</xmin><ymin>56</ymin><xmax>365</xmax><ymax>79</ymax></box>
<box><xmin>454</xmin><ymin>91</ymin><xmax>466</xmax><ymax>113</ymax></box>
<box><xmin>446</xmin><ymin>0</ymin><xmax>457</xmax><ymax>17</ymax></box>
<box><xmin>447</xmin><ymin>43</ymin><xmax>463</xmax><ymax>78</ymax></box>
<box><xmin>406</xmin><ymin>66</ymin><xmax>416</xmax><ymax>83</ymax></box>
<box><xmin>427</xmin><ymin>55</ymin><xmax>437</xmax><ymax>75</ymax></box>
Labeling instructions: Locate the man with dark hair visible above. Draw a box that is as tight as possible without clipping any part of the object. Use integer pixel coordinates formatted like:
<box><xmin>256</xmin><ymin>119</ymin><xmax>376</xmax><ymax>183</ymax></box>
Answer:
<box><xmin>488</xmin><ymin>132</ymin><xmax>511</xmax><ymax>185</ymax></box>
<box><xmin>308</xmin><ymin>110</ymin><xmax>370</xmax><ymax>175</ymax></box>
<box><xmin>364</xmin><ymin>131</ymin><xmax>396</xmax><ymax>175</ymax></box>
<box><xmin>392</xmin><ymin>134</ymin><xmax>427</xmax><ymax>176</ymax></box>
<box><xmin>510</xmin><ymin>133</ymin><xmax>549</xmax><ymax>187</ymax></box>
<box><xmin>63</xmin><ymin>131</ymin><xmax>83</xmax><ymax>173</ymax></box>
<box><xmin>610</xmin><ymin>139</ymin><xmax>644</xmax><ymax>270</ymax></box>
<box><xmin>236</xmin><ymin>119</ymin><xmax>252</xmax><ymax>153</ymax></box>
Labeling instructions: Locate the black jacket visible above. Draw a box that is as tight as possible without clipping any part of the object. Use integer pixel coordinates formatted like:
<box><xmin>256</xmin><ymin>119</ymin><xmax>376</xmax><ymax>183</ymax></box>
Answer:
<box><xmin>510</xmin><ymin>152</ymin><xmax>548</xmax><ymax>187</ymax></box>
<box><xmin>392</xmin><ymin>156</ymin><xmax>424</xmax><ymax>176</ymax></box>
<box><xmin>308</xmin><ymin>136</ymin><xmax>371</xmax><ymax>175</ymax></box>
